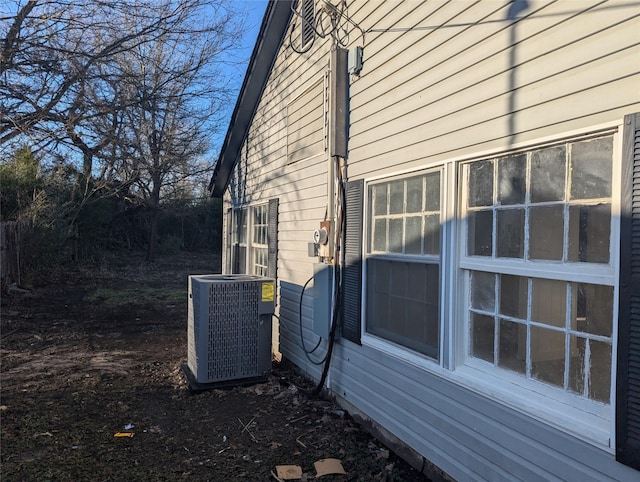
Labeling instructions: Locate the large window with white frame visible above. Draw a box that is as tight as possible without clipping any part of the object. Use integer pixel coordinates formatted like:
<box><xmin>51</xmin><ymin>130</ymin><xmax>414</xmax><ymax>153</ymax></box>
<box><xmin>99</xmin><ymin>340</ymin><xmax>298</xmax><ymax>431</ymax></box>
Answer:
<box><xmin>365</xmin><ymin>169</ymin><xmax>442</xmax><ymax>360</ymax></box>
<box><xmin>460</xmin><ymin>134</ymin><xmax>617</xmax><ymax>407</ymax></box>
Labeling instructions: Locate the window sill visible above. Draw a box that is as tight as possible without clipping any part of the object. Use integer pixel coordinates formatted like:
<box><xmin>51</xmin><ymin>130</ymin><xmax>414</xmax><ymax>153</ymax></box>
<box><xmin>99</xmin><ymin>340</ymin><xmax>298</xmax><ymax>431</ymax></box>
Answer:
<box><xmin>450</xmin><ymin>361</ymin><xmax>612</xmax><ymax>451</ymax></box>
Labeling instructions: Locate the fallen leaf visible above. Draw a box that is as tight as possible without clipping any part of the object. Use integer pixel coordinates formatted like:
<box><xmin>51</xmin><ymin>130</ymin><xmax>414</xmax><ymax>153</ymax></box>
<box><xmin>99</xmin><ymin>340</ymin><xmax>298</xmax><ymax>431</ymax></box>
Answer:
<box><xmin>270</xmin><ymin>442</ymin><xmax>282</xmax><ymax>449</ymax></box>
<box><xmin>375</xmin><ymin>449</ymin><xmax>389</xmax><ymax>460</ymax></box>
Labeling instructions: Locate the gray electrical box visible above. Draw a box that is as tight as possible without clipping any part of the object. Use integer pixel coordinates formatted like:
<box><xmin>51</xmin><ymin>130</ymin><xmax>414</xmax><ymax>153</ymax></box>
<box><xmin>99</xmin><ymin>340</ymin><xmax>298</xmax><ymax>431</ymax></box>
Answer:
<box><xmin>348</xmin><ymin>46</ymin><xmax>363</xmax><ymax>75</ymax></box>
<box><xmin>187</xmin><ymin>274</ymin><xmax>275</xmax><ymax>384</ymax></box>
<box><xmin>330</xmin><ymin>48</ymin><xmax>348</xmax><ymax>158</ymax></box>
<box><xmin>312</xmin><ymin>264</ymin><xmax>333</xmax><ymax>338</ymax></box>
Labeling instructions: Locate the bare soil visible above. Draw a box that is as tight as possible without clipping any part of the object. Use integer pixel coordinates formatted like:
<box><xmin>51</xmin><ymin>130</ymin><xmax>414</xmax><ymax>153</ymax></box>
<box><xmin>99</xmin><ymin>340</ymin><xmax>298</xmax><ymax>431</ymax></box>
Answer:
<box><xmin>1</xmin><ymin>252</ymin><xmax>429</xmax><ymax>481</ymax></box>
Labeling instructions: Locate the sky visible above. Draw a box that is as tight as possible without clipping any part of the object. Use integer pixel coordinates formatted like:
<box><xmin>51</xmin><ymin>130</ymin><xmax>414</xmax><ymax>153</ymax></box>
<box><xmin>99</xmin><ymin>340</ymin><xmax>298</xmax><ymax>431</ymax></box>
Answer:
<box><xmin>213</xmin><ymin>0</ymin><xmax>269</xmax><ymax>154</ymax></box>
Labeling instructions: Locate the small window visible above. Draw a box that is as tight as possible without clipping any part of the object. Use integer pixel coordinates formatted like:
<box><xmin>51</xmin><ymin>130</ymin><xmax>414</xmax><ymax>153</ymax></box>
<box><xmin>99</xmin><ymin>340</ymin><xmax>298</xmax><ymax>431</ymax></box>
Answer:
<box><xmin>231</xmin><ymin>203</ymin><xmax>271</xmax><ymax>276</ymax></box>
<box><xmin>251</xmin><ymin>204</ymin><xmax>268</xmax><ymax>276</ymax></box>
<box><xmin>365</xmin><ymin>170</ymin><xmax>442</xmax><ymax>361</ymax></box>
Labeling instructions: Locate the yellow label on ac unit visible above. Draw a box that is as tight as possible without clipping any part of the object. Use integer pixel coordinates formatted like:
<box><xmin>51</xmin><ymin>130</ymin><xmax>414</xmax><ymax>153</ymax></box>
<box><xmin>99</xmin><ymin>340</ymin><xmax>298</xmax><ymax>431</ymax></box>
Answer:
<box><xmin>261</xmin><ymin>281</ymin><xmax>275</xmax><ymax>302</ymax></box>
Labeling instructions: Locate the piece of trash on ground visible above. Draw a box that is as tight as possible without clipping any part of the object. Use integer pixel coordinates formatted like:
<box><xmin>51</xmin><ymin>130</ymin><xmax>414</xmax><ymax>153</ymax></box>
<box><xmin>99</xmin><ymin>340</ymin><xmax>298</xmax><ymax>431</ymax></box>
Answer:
<box><xmin>124</xmin><ymin>423</ymin><xmax>134</xmax><ymax>430</ymax></box>
<box><xmin>114</xmin><ymin>432</ymin><xmax>135</xmax><ymax>438</ymax></box>
<box><xmin>314</xmin><ymin>458</ymin><xmax>346</xmax><ymax>477</ymax></box>
<box><xmin>275</xmin><ymin>465</ymin><xmax>303</xmax><ymax>480</ymax></box>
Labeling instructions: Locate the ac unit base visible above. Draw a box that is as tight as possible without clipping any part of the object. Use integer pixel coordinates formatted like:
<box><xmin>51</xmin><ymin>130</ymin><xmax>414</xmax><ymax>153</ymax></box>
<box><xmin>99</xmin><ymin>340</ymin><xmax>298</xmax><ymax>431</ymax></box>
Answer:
<box><xmin>181</xmin><ymin>364</ymin><xmax>268</xmax><ymax>394</ymax></box>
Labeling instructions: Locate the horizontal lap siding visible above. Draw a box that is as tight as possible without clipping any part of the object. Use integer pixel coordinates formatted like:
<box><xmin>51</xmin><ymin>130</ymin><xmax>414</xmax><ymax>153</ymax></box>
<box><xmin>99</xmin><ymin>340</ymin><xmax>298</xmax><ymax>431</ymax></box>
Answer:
<box><xmin>224</xmin><ymin>0</ymin><xmax>640</xmax><ymax>480</ymax></box>
<box><xmin>347</xmin><ymin>0</ymin><xmax>640</xmax><ymax>178</ymax></box>
<box><xmin>330</xmin><ymin>0</ymin><xmax>640</xmax><ymax>480</ymax></box>
<box><xmin>225</xmin><ymin>27</ymin><xmax>333</xmax><ymax>367</ymax></box>
<box><xmin>331</xmin><ymin>342</ymin><xmax>638</xmax><ymax>481</ymax></box>
<box><xmin>280</xmin><ymin>281</ymin><xmax>326</xmax><ymax>379</ymax></box>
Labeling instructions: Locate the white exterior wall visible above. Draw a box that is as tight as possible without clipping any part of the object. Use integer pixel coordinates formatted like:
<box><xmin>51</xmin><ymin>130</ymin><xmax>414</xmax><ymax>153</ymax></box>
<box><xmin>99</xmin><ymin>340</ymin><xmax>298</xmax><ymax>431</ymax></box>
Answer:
<box><xmin>224</xmin><ymin>1</ymin><xmax>640</xmax><ymax>479</ymax></box>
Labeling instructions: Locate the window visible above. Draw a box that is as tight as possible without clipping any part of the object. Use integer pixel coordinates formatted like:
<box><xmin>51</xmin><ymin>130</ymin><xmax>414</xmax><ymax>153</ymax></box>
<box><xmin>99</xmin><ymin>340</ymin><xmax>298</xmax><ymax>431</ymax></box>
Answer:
<box><xmin>230</xmin><ymin>201</ymin><xmax>277</xmax><ymax>278</ymax></box>
<box><xmin>365</xmin><ymin>170</ymin><xmax>442</xmax><ymax>360</ymax></box>
<box><xmin>462</xmin><ymin>135</ymin><xmax>616</xmax><ymax>405</ymax></box>
<box><xmin>231</xmin><ymin>207</ymin><xmax>248</xmax><ymax>274</ymax></box>
<box><xmin>252</xmin><ymin>204</ymin><xmax>268</xmax><ymax>276</ymax></box>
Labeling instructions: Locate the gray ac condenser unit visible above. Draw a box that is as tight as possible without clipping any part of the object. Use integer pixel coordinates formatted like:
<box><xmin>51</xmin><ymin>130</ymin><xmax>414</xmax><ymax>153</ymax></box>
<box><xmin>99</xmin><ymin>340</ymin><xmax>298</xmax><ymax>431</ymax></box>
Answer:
<box><xmin>187</xmin><ymin>274</ymin><xmax>275</xmax><ymax>384</ymax></box>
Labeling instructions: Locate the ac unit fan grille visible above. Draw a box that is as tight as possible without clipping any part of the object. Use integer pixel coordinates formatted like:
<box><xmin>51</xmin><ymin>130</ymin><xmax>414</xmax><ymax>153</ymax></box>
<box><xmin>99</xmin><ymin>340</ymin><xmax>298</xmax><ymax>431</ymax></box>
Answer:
<box><xmin>206</xmin><ymin>281</ymin><xmax>260</xmax><ymax>381</ymax></box>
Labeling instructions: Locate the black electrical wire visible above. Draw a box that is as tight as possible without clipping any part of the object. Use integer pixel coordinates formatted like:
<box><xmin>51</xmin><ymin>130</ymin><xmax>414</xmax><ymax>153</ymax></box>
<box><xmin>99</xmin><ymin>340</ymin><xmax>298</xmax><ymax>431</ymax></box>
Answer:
<box><xmin>310</xmin><ymin>171</ymin><xmax>347</xmax><ymax>398</ymax></box>
<box><xmin>299</xmin><ymin>275</ymin><xmax>326</xmax><ymax>365</ymax></box>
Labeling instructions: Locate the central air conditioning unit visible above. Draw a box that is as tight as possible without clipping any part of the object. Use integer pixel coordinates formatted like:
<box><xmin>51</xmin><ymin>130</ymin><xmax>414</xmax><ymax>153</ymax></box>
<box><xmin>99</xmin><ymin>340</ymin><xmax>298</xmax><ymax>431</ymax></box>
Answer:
<box><xmin>187</xmin><ymin>274</ymin><xmax>275</xmax><ymax>385</ymax></box>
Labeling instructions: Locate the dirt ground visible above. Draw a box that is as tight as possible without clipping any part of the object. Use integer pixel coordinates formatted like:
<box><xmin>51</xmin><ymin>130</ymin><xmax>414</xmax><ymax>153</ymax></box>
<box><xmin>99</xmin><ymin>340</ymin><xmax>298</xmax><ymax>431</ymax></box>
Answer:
<box><xmin>1</xmin><ymin>252</ymin><xmax>430</xmax><ymax>481</ymax></box>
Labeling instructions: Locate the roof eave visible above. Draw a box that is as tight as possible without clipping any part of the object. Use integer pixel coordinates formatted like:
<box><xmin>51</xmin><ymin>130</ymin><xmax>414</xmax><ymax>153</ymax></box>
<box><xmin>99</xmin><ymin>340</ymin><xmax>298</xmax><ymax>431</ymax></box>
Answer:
<box><xmin>209</xmin><ymin>0</ymin><xmax>294</xmax><ymax>198</ymax></box>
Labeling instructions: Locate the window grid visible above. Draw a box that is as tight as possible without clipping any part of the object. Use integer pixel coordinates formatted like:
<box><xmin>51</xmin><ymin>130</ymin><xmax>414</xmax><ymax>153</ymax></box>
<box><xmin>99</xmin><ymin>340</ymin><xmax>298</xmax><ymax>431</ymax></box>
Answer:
<box><xmin>252</xmin><ymin>204</ymin><xmax>268</xmax><ymax>277</ymax></box>
<box><xmin>465</xmin><ymin>137</ymin><xmax>613</xmax><ymax>265</ymax></box>
<box><xmin>369</xmin><ymin>172</ymin><xmax>441</xmax><ymax>258</ymax></box>
<box><xmin>468</xmin><ymin>273</ymin><xmax>612</xmax><ymax>402</ymax></box>
<box><xmin>464</xmin><ymin>135</ymin><xmax>615</xmax><ymax>405</ymax></box>
<box><xmin>365</xmin><ymin>169</ymin><xmax>442</xmax><ymax>361</ymax></box>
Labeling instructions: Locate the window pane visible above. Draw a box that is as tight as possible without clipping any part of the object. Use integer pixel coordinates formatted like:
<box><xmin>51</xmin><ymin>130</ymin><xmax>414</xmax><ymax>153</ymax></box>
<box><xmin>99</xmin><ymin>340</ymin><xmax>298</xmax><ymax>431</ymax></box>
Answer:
<box><xmin>424</xmin><ymin>214</ymin><xmax>440</xmax><ymax>255</ymax></box>
<box><xmin>237</xmin><ymin>209</ymin><xmax>247</xmax><ymax>243</ymax></box>
<box><xmin>499</xmin><ymin>274</ymin><xmax>527</xmax><ymax>319</ymax></box>
<box><xmin>373</xmin><ymin>184</ymin><xmax>387</xmax><ymax>215</ymax></box>
<box><xmin>589</xmin><ymin>340</ymin><xmax>611</xmax><ymax>403</ymax></box>
<box><xmin>531</xmin><ymin>279</ymin><xmax>566</xmax><ymax>328</ymax></box>
<box><xmin>471</xmin><ymin>271</ymin><xmax>495</xmax><ymax>311</ymax></box>
<box><xmin>498</xmin><ymin>319</ymin><xmax>526</xmax><ymax>374</ymax></box>
<box><xmin>389</xmin><ymin>218</ymin><xmax>403</xmax><ymax>253</ymax></box>
<box><xmin>531</xmin><ymin>326</ymin><xmax>565</xmax><ymax>388</ymax></box>
<box><xmin>568</xmin><ymin>337</ymin><xmax>612</xmax><ymax>403</ymax></box>
<box><xmin>531</xmin><ymin>146</ymin><xmax>566</xmax><ymax>202</ymax></box>
<box><xmin>468</xmin><ymin>160</ymin><xmax>493</xmax><ymax>207</ymax></box>
<box><xmin>366</xmin><ymin>259</ymin><xmax>439</xmax><ymax>359</ymax></box>
<box><xmin>569</xmin><ymin>336</ymin><xmax>586</xmax><ymax>396</ymax></box>
<box><xmin>567</xmin><ymin>203</ymin><xmax>611</xmax><ymax>263</ymax></box>
<box><xmin>467</xmin><ymin>210</ymin><xmax>493</xmax><ymax>256</ymax></box>
<box><xmin>570</xmin><ymin>283</ymin><xmax>613</xmax><ymax>337</ymax></box>
<box><xmin>496</xmin><ymin>208</ymin><xmax>524</xmax><ymax>258</ymax></box>
<box><xmin>406</xmin><ymin>176</ymin><xmax>423</xmax><ymax>213</ymax></box>
<box><xmin>471</xmin><ymin>313</ymin><xmax>494</xmax><ymax>363</ymax></box>
<box><xmin>425</xmin><ymin>172</ymin><xmax>440</xmax><ymax>211</ymax></box>
<box><xmin>529</xmin><ymin>205</ymin><xmax>564</xmax><ymax>260</ymax></box>
<box><xmin>389</xmin><ymin>180</ymin><xmax>404</xmax><ymax>214</ymax></box>
<box><xmin>569</xmin><ymin>137</ymin><xmax>613</xmax><ymax>200</ymax></box>
<box><xmin>405</xmin><ymin>216</ymin><xmax>422</xmax><ymax>254</ymax></box>
<box><xmin>498</xmin><ymin>154</ymin><xmax>526</xmax><ymax>205</ymax></box>
<box><xmin>373</xmin><ymin>218</ymin><xmax>387</xmax><ymax>252</ymax></box>
<box><xmin>389</xmin><ymin>259</ymin><xmax>408</xmax><ymax>297</ymax></box>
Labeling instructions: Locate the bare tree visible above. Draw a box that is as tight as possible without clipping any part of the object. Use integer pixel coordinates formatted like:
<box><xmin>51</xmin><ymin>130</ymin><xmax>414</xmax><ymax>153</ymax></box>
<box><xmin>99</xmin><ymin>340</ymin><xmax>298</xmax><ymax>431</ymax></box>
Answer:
<box><xmin>1</xmin><ymin>0</ymin><xmax>244</xmax><ymax>259</ymax></box>
<box><xmin>109</xmin><ymin>1</ymin><xmax>241</xmax><ymax>261</ymax></box>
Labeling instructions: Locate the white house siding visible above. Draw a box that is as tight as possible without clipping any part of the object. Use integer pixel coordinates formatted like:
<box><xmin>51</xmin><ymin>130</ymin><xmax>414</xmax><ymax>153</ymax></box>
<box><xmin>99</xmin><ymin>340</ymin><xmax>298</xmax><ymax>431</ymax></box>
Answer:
<box><xmin>224</xmin><ymin>30</ymin><xmax>335</xmax><ymax>369</ymax></box>
<box><xmin>347</xmin><ymin>0</ymin><xmax>640</xmax><ymax>178</ymax></box>
<box><xmin>223</xmin><ymin>1</ymin><xmax>640</xmax><ymax>480</ymax></box>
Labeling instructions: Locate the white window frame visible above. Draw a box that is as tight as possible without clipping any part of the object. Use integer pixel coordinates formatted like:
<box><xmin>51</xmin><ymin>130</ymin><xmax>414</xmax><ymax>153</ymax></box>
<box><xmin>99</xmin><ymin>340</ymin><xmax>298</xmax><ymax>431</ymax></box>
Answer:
<box><xmin>359</xmin><ymin>121</ymin><xmax>623</xmax><ymax>450</ymax></box>
<box><xmin>230</xmin><ymin>202</ymin><xmax>270</xmax><ymax>276</ymax></box>
<box><xmin>361</xmin><ymin>166</ymin><xmax>447</xmax><ymax>369</ymax></box>
<box><xmin>251</xmin><ymin>204</ymin><xmax>269</xmax><ymax>277</ymax></box>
